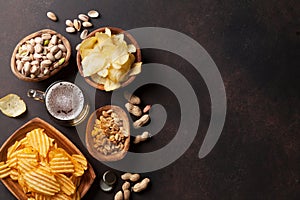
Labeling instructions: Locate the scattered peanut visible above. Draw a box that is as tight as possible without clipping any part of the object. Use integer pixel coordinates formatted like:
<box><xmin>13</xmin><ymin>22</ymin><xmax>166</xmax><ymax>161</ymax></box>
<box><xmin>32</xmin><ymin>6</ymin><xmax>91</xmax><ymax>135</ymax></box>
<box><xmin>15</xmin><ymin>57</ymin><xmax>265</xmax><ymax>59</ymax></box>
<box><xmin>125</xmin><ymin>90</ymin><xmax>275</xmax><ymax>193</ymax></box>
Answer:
<box><xmin>114</xmin><ymin>191</ymin><xmax>123</xmax><ymax>200</ymax></box>
<box><xmin>134</xmin><ymin>131</ymin><xmax>150</xmax><ymax>144</ymax></box>
<box><xmin>125</xmin><ymin>102</ymin><xmax>142</xmax><ymax>117</ymax></box>
<box><xmin>124</xmin><ymin>92</ymin><xmax>141</xmax><ymax>105</ymax></box>
<box><xmin>123</xmin><ymin>189</ymin><xmax>130</xmax><ymax>200</ymax></box>
<box><xmin>122</xmin><ymin>181</ymin><xmax>130</xmax><ymax>191</ymax></box>
<box><xmin>133</xmin><ymin>114</ymin><xmax>150</xmax><ymax>129</ymax></box>
<box><xmin>121</xmin><ymin>172</ymin><xmax>140</xmax><ymax>182</ymax></box>
<box><xmin>132</xmin><ymin>178</ymin><xmax>150</xmax><ymax>193</ymax></box>
<box><xmin>143</xmin><ymin>105</ymin><xmax>151</xmax><ymax>113</ymax></box>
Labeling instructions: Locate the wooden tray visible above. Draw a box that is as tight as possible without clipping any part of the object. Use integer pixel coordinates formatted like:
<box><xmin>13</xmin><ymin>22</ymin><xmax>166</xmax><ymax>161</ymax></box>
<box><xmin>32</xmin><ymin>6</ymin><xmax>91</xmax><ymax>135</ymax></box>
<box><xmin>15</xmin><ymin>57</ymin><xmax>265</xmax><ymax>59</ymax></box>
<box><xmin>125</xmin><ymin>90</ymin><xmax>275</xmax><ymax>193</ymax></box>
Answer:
<box><xmin>0</xmin><ymin>117</ymin><xmax>96</xmax><ymax>199</ymax></box>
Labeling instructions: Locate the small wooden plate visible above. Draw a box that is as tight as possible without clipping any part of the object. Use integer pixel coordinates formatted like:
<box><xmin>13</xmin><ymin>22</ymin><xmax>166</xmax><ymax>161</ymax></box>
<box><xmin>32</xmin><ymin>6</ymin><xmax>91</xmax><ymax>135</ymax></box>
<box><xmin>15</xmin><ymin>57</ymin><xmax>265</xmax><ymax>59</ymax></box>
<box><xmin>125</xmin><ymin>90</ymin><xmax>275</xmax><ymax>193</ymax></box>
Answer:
<box><xmin>11</xmin><ymin>29</ymin><xmax>71</xmax><ymax>82</ymax></box>
<box><xmin>86</xmin><ymin>105</ymin><xmax>130</xmax><ymax>161</ymax></box>
<box><xmin>76</xmin><ymin>27</ymin><xmax>142</xmax><ymax>90</ymax></box>
<box><xmin>0</xmin><ymin>117</ymin><xmax>96</xmax><ymax>199</ymax></box>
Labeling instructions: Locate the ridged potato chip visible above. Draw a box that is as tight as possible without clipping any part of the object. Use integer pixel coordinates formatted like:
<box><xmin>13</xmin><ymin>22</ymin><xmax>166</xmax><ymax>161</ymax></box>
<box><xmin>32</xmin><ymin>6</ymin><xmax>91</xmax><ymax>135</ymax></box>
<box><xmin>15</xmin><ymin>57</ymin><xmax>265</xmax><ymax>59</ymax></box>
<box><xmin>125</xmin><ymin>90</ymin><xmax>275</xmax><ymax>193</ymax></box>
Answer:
<box><xmin>24</xmin><ymin>167</ymin><xmax>61</xmax><ymax>196</ymax></box>
<box><xmin>52</xmin><ymin>192</ymin><xmax>73</xmax><ymax>200</ymax></box>
<box><xmin>26</xmin><ymin>128</ymin><xmax>54</xmax><ymax>158</ymax></box>
<box><xmin>71</xmin><ymin>190</ymin><xmax>81</xmax><ymax>200</ymax></box>
<box><xmin>0</xmin><ymin>162</ymin><xmax>11</xmax><ymax>179</ymax></box>
<box><xmin>9</xmin><ymin>169</ymin><xmax>19</xmax><ymax>180</ymax></box>
<box><xmin>71</xmin><ymin>155</ymin><xmax>87</xmax><ymax>170</ymax></box>
<box><xmin>33</xmin><ymin>192</ymin><xmax>52</xmax><ymax>200</ymax></box>
<box><xmin>55</xmin><ymin>173</ymin><xmax>76</xmax><ymax>195</ymax></box>
<box><xmin>0</xmin><ymin>94</ymin><xmax>26</xmax><ymax>117</ymax></box>
<box><xmin>70</xmin><ymin>175</ymin><xmax>82</xmax><ymax>188</ymax></box>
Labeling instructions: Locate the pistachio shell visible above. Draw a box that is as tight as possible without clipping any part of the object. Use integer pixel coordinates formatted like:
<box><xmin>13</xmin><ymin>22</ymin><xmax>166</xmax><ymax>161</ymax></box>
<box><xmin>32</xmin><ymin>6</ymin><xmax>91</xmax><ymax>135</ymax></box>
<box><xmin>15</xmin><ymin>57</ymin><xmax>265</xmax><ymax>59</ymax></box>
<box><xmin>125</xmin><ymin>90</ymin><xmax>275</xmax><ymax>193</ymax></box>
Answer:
<box><xmin>80</xmin><ymin>29</ymin><xmax>88</xmax><ymax>40</ymax></box>
<box><xmin>46</xmin><ymin>12</ymin><xmax>57</xmax><ymax>21</ymax></box>
<box><xmin>82</xmin><ymin>21</ymin><xmax>93</xmax><ymax>28</ymax></box>
<box><xmin>66</xmin><ymin>27</ymin><xmax>76</xmax><ymax>33</ymax></box>
<box><xmin>78</xmin><ymin>14</ymin><xmax>89</xmax><ymax>22</ymax></box>
<box><xmin>65</xmin><ymin>19</ymin><xmax>73</xmax><ymax>27</ymax></box>
<box><xmin>88</xmin><ymin>10</ymin><xmax>99</xmax><ymax>18</ymax></box>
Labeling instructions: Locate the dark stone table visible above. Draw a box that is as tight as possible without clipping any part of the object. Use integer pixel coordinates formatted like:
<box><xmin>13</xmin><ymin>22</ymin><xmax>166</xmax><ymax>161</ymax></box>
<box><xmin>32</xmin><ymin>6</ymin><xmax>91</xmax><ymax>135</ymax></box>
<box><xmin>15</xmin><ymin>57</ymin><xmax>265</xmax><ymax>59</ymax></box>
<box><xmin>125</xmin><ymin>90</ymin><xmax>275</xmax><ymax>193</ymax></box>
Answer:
<box><xmin>0</xmin><ymin>0</ymin><xmax>299</xmax><ymax>199</ymax></box>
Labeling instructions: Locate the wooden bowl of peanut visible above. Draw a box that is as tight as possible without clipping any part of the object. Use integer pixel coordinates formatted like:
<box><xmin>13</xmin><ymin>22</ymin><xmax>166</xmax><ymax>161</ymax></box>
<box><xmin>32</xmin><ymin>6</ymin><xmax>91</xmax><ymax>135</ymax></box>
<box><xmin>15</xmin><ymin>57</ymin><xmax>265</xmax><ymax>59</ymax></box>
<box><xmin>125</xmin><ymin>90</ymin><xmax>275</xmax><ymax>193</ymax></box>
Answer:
<box><xmin>11</xmin><ymin>29</ymin><xmax>71</xmax><ymax>82</ymax></box>
<box><xmin>85</xmin><ymin>105</ymin><xmax>130</xmax><ymax>161</ymax></box>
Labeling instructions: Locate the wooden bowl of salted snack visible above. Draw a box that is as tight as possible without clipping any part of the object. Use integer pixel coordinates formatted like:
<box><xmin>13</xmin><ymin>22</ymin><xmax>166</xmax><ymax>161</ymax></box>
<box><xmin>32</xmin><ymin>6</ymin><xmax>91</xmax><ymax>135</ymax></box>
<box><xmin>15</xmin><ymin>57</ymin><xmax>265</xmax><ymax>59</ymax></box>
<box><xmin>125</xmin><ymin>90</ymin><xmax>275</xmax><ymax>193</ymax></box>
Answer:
<box><xmin>11</xmin><ymin>29</ymin><xmax>71</xmax><ymax>82</ymax></box>
<box><xmin>76</xmin><ymin>27</ymin><xmax>142</xmax><ymax>91</ymax></box>
<box><xmin>85</xmin><ymin>105</ymin><xmax>130</xmax><ymax>161</ymax></box>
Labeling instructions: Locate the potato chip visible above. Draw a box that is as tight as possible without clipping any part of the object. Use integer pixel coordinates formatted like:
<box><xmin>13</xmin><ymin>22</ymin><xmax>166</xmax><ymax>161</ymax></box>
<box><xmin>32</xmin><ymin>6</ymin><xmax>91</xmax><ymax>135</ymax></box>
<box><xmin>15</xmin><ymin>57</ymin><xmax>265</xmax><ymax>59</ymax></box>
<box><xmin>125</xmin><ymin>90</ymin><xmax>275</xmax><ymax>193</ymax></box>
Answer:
<box><xmin>8</xmin><ymin>148</ymin><xmax>23</xmax><ymax>161</ymax></box>
<box><xmin>34</xmin><ymin>192</ymin><xmax>52</xmax><ymax>200</ymax></box>
<box><xmin>71</xmin><ymin>155</ymin><xmax>87</xmax><ymax>170</ymax></box>
<box><xmin>24</xmin><ymin>167</ymin><xmax>60</xmax><ymax>196</ymax></box>
<box><xmin>0</xmin><ymin>94</ymin><xmax>26</xmax><ymax>117</ymax></box>
<box><xmin>90</xmin><ymin>74</ymin><xmax>106</xmax><ymax>84</ymax></box>
<box><xmin>105</xmin><ymin>27</ymin><xmax>111</xmax><ymax>37</ymax></box>
<box><xmin>82</xmin><ymin>53</ymin><xmax>107</xmax><ymax>77</ymax></box>
<box><xmin>49</xmin><ymin>148</ymin><xmax>75</xmax><ymax>174</ymax></box>
<box><xmin>112</xmin><ymin>33</ymin><xmax>124</xmax><ymax>43</ymax></box>
<box><xmin>55</xmin><ymin>173</ymin><xmax>76</xmax><ymax>195</ymax></box>
<box><xmin>26</xmin><ymin>128</ymin><xmax>54</xmax><ymax>158</ymax></box>
<box><xmin>127</xmin><ymin>44</ymin><xmax>137</xmax><ymax>53</ymax></box>
<box><xmin>129</xmin><ymin>62</ymin><xmax>142</xmax><ymax>76</ymax></box>
<box><xmin>104</xmin><ymin>79</ymin><xmax>121</xmax><ymax>92</ymax></box>
<box><xmin>79</xmin><ymin>37</ymin><xmax>98</xmax><ymax>59</ymax></box>
<box><xmin>71</xmin><ymin>190</ymin><xmax>81</xmax><ymax>200</ymax></box>
<box><xmin>9</xmin><ymin>169</ymin><xmax>19</xmax><ymax>180</ymax></box>
<box><xmin>6</xmin><ymin>156</ymin><xmax>18</xmax><ymax>168</ymax></box>
<box><xmin>18</xmin><ymin>159</ymin><xmax>38</xmax><ymax>174</ymax></box>
<box><xmin>7</xmin><ymin>141</ymin><xmax>21</xmax><ymax>159</ymax></box>
<box><xmin>70</xmin><ymin>175</ymin><xmax>81</xmax><ymax>188</ymax></box>
<box><xmin>0</xmin><ymin>162</ymin><xmax>11</xmax><ymax>178</ymax></box>
<box><xmin>19</xmin><ymin>136</ymin><xmax>29</xmax><ymax>146</ymax></box>
<box><xmin>52</xmin><ymin>192</ymin><xmax>73</xmax><ymax>200</ymax></box>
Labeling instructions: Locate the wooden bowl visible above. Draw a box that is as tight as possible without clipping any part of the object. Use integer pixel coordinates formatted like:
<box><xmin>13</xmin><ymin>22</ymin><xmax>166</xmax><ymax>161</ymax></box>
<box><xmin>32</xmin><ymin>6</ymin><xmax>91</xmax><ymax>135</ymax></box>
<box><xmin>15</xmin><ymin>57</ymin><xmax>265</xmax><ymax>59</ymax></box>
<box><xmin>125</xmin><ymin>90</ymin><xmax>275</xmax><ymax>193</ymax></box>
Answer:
<box><xmin>11</xmin><ymin>29</ymin><xmax>71</xmax><ymax>82</ymax></box>
<box><xmin>76</xmin><ymin>27</ymin><xmax>142</xmax><ymax>90</ymax></box>
<box><xmin>86</xmin><ymin>105</ymin><xmax>130</xmax><ymax>161</ymax></box>
<box><xmin>0</xmin><ymin>117</ymin><xmax>96</xmax><ymax>199</ymax></box>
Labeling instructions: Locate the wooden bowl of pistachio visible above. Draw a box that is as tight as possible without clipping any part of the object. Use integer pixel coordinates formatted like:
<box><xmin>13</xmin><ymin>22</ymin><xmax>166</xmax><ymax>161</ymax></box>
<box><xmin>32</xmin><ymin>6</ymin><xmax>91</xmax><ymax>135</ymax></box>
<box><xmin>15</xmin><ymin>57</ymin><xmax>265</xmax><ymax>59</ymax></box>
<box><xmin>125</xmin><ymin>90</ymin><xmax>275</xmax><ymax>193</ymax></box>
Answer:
<box><xmin>11</xmin><ymin>29</ymin><xmax>71</xmax><ymax>82</ymax></box>
<box><xmin>76</xmin><ymin>27</ymin><xmax>142</xmax><ymax>91</ymax></box>
<box><xmin>85</xmin><ymin>105</ymin><xmax>130</xmax><ymax>162</ymax></box>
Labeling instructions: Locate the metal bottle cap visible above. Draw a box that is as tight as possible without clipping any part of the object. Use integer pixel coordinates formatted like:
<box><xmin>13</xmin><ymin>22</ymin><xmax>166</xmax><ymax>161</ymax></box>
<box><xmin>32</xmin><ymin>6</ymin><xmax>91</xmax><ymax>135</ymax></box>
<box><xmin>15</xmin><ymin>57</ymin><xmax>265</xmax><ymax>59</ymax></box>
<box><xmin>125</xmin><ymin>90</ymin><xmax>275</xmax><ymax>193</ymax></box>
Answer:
<box><xmin>102</xmin><ymin>170</ymin><xmax>117</xmax><ymax>186</ymax></box>
<box><xmin>100</xmin><ymin>179</ymin><xmax>113</xmax><ymax>192</ymax></box>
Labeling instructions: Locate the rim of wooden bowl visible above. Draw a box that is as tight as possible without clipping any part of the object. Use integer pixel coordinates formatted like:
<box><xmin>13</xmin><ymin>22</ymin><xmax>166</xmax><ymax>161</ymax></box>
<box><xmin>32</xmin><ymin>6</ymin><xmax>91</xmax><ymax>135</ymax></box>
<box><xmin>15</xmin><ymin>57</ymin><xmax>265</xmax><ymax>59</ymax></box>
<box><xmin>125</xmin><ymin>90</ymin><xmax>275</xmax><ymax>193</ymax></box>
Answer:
<box><xmin>85</xmin><ymin>105</ymin><xmax>130</xmax><ymax>162</ymax></box>
<box><xmin>76</xmin><ymin>27</ymin><xmax>142</xmax><ymax>91</ymax></box>
<box><xmin>10</xmin><ymin>29</ymin><xmax>71</xmax><ymax>82</ymax></box>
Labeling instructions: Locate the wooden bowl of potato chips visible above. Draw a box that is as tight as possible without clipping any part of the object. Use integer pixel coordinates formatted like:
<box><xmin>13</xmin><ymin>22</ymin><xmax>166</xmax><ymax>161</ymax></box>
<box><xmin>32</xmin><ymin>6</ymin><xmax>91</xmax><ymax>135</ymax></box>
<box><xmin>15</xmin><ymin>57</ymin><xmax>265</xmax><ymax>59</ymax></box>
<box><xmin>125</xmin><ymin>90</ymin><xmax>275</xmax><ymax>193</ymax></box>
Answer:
<box><xmin>76</xmin><ymin>27</ymin><xmax>142</xmax><ymax>91</ymax></box>
<box><xmin>0</xmin><ymin>117</ymin><xmax>96</xmax><ymax>200</ymax></box>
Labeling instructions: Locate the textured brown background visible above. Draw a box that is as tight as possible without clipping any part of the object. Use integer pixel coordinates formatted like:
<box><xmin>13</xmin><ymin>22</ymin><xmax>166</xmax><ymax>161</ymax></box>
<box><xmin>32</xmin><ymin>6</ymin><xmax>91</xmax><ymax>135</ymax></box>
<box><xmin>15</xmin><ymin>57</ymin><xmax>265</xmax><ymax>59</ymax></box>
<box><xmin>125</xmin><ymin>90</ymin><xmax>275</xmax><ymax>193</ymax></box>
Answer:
<box><xmin>0</xmin><ymin>0</ymin><xmax>299</xmax><ymax>199</ymax></box>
